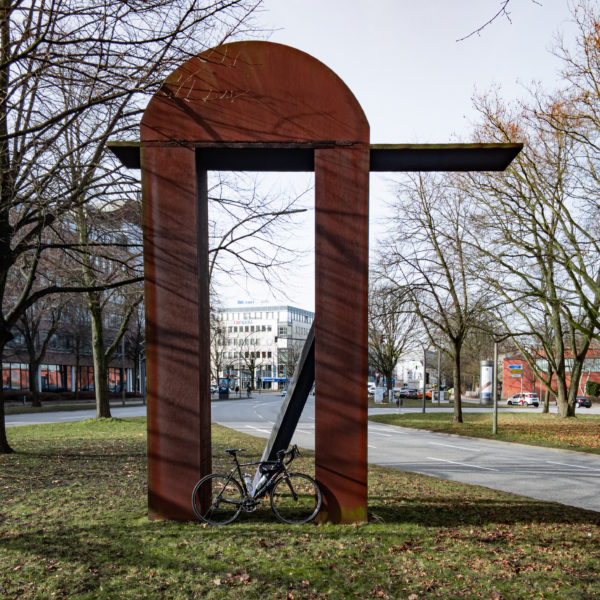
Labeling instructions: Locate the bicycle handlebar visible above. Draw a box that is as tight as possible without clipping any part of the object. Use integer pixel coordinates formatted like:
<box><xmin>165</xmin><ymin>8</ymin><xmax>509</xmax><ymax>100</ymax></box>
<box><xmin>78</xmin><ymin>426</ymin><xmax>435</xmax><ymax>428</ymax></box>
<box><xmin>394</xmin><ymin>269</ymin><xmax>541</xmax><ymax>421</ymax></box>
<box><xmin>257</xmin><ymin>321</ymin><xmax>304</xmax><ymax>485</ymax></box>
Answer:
<box><xmin>276</xmin><ymin>444</ymin><xmax>299</xmax><ymax>464</ymax></box>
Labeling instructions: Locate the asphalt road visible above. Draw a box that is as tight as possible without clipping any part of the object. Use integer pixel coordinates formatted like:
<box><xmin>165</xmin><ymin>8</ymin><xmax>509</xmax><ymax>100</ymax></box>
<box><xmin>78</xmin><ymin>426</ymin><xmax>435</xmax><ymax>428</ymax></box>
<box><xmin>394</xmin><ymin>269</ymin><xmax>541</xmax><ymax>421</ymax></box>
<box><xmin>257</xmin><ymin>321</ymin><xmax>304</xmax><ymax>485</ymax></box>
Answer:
<box><xmin>214</xmin><ymin>394</ymin><xmax>600</xmax><ymax>513</ymax></box>
<box><xmin>7</xmin><ymin>394</ymin><xmax>600</xmax><ymax>512</ymax></box>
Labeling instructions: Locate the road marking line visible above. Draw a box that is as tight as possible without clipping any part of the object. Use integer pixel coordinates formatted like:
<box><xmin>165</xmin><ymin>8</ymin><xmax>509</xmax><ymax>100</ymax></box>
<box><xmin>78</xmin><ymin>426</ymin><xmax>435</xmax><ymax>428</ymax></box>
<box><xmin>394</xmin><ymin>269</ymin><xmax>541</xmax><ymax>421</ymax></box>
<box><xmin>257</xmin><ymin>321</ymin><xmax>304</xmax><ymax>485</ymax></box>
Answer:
<box><xmin>429</xmin><ymin>441</ymin><xmax>481</xmax><ymax>452</ymax></box>
<box><xmin>368</xmin><ymin>444</ymin><xmax>377</xmax><ymax>449</ymax></box>
<box><xmin>426</xmin><ymin>457</ymin><xmax>498</xmax><ymax>471</ymax></box>
<box><xmin>245</xmin><ymin>425</ymin><xmax>271</xmax><ymax>434</ymax></box>
<box><xmin>369</xmin><ymin>431</ymin><xmax>392</xmax><ymax>437</ymax></box>
<box><xmin>546</xmin><ymin>461</ymin><xmax>600</xmax><ymax>471</ymax></box>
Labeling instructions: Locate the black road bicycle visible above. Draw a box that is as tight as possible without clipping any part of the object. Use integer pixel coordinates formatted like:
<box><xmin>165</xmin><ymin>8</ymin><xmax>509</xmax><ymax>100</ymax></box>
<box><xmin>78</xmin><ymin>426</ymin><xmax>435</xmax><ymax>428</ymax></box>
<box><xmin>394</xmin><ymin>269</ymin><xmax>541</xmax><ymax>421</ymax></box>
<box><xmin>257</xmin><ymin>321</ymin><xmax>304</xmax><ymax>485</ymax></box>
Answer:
<box><xmin>191</xmin><ymin>445</ymin><xmax>322</xmax><ymax>525</ymax></box>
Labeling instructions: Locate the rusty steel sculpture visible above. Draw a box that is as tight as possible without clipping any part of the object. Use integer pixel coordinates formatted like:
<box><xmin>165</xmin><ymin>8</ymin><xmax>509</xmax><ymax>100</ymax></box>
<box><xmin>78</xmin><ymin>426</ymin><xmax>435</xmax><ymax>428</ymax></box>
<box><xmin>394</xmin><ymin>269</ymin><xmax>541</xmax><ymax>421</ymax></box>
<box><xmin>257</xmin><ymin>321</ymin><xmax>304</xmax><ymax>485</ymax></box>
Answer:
<box><xmin>110</xmin><ymin>41</ymin><xmax>521</xmax><ymax>523</ymax></box>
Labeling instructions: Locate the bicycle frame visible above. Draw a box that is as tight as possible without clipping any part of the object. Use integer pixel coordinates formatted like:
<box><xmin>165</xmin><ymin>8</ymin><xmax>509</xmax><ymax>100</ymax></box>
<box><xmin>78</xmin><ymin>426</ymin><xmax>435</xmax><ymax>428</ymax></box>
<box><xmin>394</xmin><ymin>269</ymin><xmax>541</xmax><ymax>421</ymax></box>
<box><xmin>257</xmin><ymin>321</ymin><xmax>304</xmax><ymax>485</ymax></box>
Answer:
<box><xmin>193</xmin><ymin>444</ymin><xmax>321</xmax><ymax>525</ymax></box>
<box><xmin>225</xmin><ymin>449</ymin><xmax>294</xmax><ymax>503</ymax></box>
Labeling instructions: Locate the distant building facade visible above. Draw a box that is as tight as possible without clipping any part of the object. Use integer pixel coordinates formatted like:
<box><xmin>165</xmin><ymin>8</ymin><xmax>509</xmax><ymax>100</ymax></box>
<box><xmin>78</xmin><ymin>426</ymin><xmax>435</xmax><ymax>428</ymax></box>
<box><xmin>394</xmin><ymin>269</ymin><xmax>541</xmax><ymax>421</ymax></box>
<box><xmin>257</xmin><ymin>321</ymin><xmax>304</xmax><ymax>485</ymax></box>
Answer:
<box><xmin>213</xmin><ymin>304</ymin><xmax>314</xmax><ymax>390</ymax></box>
<box><xmin>2</xmin><ymin>308</ymin><xmax>137</xmax><ymax>395</ymax></box>
<box><xmin>502</xmin><ymin>350</ymin><xmax>600</xmax><ymax>398</ymax></box>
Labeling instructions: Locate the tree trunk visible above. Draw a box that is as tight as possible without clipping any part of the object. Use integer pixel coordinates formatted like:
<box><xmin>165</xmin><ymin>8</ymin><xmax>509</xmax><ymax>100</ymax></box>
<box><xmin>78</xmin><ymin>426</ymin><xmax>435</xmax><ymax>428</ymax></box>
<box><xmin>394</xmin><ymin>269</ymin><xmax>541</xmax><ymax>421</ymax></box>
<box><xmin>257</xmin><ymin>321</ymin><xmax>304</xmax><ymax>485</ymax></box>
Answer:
<box><xmin>0</xmin><ymin>388</ymin><xmax>13</xmax><ymax>453</ymax></box>
<box><xmin>29</xmin><ymin>360</ymin><xmax>41</xmax><ymax>407</ymax></box>
<box><xmin>542</xmin><ymin>386</ymin><xmax>551</xmax><ymax>414</ymax></box>
<box><xmin>0</xmin><ymin>347</ymin><xmax>14</xmax><ymax>453</ymax></box>
<box><xmin>74</xmin><ymin>346</ymin><xmax>81</xmax><ymax>401</ymax></box>
<box><xmin>554</xmin><ymin>369</ymin><xmax>570</xmax><ymax>418</ymax></box>
<box><xmin>89</xmin><ymin>300</ymin><xmax>111</xmax><ymax>418</ymax></box>
<box><xmin>452</xmin><ymin>342</ymin><xmax>463</xmax><ymax>423</ymax></box>
<box><xmin>541</xmin><ymin>366</ymin><xmax>553</xmax><ymax>414</ymax></box>
<box><xmin>385</xmin><ymin>371</ymin><xmax>393</xmax><ymax>397</ymax></box>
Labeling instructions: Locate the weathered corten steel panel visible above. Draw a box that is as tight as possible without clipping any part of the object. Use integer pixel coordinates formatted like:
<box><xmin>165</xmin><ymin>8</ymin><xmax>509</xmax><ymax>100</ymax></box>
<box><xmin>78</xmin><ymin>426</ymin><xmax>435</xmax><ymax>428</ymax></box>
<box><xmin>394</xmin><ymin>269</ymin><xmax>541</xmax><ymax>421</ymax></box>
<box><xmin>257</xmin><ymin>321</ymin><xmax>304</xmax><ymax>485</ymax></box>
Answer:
<box><xmin>141</xmin><ymin>146</ymin><xmax>211</xmax><ymax>520</ymax></box>
<box><xmin>315</xmin><ymin>147</ymin><xmax>370</xmax><ymax>523</ymax></box>
<box><xmin>140</xmin><ymin>41</ymin><xmax>370</xmax><ymax>522</ymax></box>
<box><xmin>141</xmin><ymin>42</ymin><xmax>368</xmax><ymax>144</ymax></box>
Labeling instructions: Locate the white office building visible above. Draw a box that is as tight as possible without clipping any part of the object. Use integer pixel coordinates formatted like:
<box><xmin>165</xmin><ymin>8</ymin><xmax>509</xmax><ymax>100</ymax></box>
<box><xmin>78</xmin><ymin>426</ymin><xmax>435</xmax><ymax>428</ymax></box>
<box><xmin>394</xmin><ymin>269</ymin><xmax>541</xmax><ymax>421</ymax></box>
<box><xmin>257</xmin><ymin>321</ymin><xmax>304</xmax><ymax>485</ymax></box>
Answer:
<box><xmin>214</xmin><ymin>304</ymin><xmax>314</xmax><ymax>390</ymax></box>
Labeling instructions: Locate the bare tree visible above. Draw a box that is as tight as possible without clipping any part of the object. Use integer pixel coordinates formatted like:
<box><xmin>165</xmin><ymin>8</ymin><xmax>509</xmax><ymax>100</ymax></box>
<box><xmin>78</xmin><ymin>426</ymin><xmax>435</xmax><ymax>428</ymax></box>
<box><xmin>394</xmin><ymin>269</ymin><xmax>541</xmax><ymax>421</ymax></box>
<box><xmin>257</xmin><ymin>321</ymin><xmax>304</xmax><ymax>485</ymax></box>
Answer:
<box><xmin>124</xmin><ymin>302</ymin><xmax>145</xmax><ymax>395</ymax></box>
<box><xmin>0</xmin><ymin>0</ymin><xmax>262</xmax><ymax>452</ymax></box>
<box><xmin>462</xmin><ymin>88</ymin><xmax>599</xmax><ymax>418</ymax></box>
<box><xmin>71</xmin><ymin>199</ymin><xmax>144</xmax><ymax>418</ymax></box>
<box><xmin>60</xmin><ymin>294</ymin><xmax>92</xmax><ymax>400</ymax></box>
<box><xmin>368</xmin><ymin>284</ymin><xmax>418</xmax><ymax>397</ymax></box>
<box><xmin>210</xmin><ymin>308</ymin><xmax>228</xmax><ymax>387</ymax></box>
<box><xmin>378</xmin><ymin>173</ymin><xmax>491</xmax><ymax>423</ymax></box>
<box><xmin>14</xmin><ymin>300</ymin><xmax>64</xmax><ymax>407</ymax></box>
<box><xmin>457</xmin><ymin>0</ymin><xmax>541</xmax><ymax>41</ymax></box>
<box><xmin>208</xmin><ymin>173</ymin><xmax>310</xmax><ymax>297</ymax></box>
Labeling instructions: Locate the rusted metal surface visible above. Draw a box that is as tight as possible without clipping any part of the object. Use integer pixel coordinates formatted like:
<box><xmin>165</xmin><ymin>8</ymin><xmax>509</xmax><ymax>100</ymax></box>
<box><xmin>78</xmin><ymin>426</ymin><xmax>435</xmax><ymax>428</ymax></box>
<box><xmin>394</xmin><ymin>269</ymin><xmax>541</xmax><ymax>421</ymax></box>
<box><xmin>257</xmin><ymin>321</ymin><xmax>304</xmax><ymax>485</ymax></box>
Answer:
<box><xmin>141</xmin><ymin>42</ymin><xmax>368</xmax><ymax>145</ymax></box>
<box><xmin>129</xmin><ymin>40</ymin><xmax>522</xmax><ymax>523</ymax></box>
<box><xmin>315</xmin><ymin>147</ymin><xmax>370</xmax><ymax>523</ymax></box>
<box><xmin>142</xmin><ymin>146</ymin><xmax>211</xmax><ymax>520</ymax></box>
<box><xmin>140</xmin><ymin>41</ymin><xmax>370</xmax><ymax>522</ymax></box>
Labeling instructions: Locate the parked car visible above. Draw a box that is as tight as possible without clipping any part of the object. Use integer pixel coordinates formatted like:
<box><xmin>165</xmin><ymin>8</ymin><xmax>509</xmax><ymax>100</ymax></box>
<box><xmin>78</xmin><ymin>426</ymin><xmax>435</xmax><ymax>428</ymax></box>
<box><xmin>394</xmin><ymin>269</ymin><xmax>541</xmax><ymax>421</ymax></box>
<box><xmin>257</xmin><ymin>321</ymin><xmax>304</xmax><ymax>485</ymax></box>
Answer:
<box><xmin>507</xmin><ymin>392</ymin><xmax>540</xmax><ymax>407</ymax></box>
<box><xmin>576</xmin><ymin>396</ymin><xmax>592</xmax><ymax>408</ymax></box>
<box><xmin>280</xmin><ymin>387</ymin><xmax>288</xmax><ymax>396</ymax></box>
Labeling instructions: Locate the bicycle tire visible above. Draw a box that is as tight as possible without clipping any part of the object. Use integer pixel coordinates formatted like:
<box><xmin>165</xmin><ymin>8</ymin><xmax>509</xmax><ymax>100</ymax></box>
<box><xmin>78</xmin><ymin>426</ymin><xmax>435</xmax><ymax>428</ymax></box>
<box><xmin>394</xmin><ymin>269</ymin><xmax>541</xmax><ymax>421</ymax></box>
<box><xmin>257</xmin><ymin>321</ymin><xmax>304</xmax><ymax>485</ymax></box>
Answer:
<box><xmin>269</xmin><ymin>472</ymin><xmax>322</xmax><ymax>524</ymax></box>
<box><xmin>192</xmin><ymin>473</ymin><xmax>243</xmax><ymax>525</ymax></box>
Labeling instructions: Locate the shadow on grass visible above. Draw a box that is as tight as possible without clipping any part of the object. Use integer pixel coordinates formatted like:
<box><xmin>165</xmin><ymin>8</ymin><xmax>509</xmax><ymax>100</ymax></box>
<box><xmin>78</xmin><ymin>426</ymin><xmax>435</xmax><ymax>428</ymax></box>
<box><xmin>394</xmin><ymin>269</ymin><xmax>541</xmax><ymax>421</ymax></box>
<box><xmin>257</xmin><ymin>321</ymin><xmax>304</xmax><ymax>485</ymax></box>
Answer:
<box><xmin>366</xmin><ymin>494</ymin><xmax>600</xmax><ymax>527</ymax></box>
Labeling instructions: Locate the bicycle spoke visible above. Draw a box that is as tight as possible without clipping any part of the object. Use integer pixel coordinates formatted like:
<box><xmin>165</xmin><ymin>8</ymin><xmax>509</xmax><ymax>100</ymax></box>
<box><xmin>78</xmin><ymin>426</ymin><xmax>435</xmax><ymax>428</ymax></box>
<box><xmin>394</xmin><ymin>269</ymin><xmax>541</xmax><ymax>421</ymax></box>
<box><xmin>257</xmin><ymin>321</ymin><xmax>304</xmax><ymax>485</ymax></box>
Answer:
<box><xmin>270</xmin><ymin>473</ymin><xmax>322</xmax><ymax>524</ymax></box>
<box><xmin>192</xmin><ymin>474</ymin><xmax>243</xmax><ymax>525</ymax></box>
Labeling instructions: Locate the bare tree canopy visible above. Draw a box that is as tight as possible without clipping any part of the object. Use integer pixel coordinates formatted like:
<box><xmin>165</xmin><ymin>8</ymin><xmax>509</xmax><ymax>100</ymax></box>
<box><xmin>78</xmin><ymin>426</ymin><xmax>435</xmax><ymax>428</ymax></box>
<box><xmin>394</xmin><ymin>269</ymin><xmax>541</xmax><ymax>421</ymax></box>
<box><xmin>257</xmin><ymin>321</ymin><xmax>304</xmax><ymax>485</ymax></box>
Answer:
<box><xmin>0</xmin><ymin>0</ymin><xmax>262</xmax><ymax>452</ymax></box>
<box><xmin>457</xmin><ymin>0</ymin><xmax>541</xmax><ymax>41</ymax></box>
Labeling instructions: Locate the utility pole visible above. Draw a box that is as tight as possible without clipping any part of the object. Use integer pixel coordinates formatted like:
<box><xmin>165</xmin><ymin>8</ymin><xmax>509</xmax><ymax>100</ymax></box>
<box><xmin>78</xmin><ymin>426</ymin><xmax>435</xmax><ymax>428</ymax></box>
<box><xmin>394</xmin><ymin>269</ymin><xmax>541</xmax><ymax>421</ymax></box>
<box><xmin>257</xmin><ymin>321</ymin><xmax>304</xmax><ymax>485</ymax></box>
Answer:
<box><xmin>437</xmin><ymin>349</ymin><xmax>441</xmax><ymax>405</ymax></box>
<box><xmin>121</xmin><ymin>336</ymin><xmax>126</xmax><ymax>406</ymax></box>
<box><xmin>422</xmin><ymin>347</ymin><xmax>427</xmax><ymax>413</ymax></box>
<box><xmin>493</xmin><ymin>339</ymin><xmax>498</xmax><ymax>435</ymax></box>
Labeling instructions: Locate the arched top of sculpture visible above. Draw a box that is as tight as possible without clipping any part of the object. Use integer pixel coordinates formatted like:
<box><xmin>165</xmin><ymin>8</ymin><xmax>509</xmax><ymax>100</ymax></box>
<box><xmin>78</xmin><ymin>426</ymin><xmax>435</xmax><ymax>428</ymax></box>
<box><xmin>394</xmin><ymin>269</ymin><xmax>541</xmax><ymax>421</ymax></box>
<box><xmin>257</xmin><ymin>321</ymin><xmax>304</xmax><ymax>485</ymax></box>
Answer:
<box><xmin>141</xmin><ymin>41</ymin><xmax>369</xmax><ymax>145</ymax></box>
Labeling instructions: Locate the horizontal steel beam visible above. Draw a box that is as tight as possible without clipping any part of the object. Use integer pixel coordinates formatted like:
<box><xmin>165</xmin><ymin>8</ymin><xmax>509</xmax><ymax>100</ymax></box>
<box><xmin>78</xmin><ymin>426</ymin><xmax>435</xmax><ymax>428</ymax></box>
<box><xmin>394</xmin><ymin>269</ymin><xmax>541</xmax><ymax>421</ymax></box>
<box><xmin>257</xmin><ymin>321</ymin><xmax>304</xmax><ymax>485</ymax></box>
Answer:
<box><xmin>107</xmin><ymin>141</ymin><xmax>522</xmax><ymax>172</ymax></box>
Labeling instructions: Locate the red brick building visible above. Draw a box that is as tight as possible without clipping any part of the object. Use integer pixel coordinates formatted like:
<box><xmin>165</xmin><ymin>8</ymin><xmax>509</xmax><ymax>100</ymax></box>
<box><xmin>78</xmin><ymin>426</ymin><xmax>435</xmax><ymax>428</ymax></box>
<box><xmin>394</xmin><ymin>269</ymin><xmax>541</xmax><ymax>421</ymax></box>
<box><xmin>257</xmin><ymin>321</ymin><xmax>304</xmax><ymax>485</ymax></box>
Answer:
<box><xmin>502</xmin><ymin>351</ymin><xmax>600</xmax><ymax>398</ymax></box>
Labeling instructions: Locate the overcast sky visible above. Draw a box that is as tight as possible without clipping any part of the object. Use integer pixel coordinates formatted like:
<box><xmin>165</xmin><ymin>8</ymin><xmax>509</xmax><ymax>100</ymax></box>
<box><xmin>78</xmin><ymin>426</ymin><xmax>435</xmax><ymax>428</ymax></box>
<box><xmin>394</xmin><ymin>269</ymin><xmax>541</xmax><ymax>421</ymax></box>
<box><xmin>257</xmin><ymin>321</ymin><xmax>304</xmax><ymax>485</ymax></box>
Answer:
<box><xmin>216</xmin><ymin>0</ymin><xmax>576</xmax><ymax>311</ymax></box>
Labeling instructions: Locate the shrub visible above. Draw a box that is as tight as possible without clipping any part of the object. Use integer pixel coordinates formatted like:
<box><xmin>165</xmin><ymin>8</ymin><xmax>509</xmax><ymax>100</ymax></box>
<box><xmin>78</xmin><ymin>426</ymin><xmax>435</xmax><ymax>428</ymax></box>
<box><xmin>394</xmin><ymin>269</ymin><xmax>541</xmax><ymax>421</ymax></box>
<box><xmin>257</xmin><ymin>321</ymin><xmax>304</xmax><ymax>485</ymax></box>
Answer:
<box><xmin>585</xmin><ymin>380</ymin><xmax>600</xmax><ymax>398</ymax></box>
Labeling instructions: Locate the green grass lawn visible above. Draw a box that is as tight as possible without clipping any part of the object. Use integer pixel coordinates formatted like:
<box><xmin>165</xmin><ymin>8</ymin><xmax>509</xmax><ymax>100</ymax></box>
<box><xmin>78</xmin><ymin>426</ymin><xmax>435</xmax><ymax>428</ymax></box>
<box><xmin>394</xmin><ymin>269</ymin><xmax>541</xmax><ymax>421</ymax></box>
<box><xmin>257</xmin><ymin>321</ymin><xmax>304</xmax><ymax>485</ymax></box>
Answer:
<box><xmin>4</xmin><ymin>401</ymin><xmax>145</xmax><ymax>415</ymax></box>
<box><xmin>1</xmin><ymin>418</ymin><xmax>599</xmax><ymax>599</ymax></box>
<box><xmin>369</xmin><ymin>411</ymin><xmax>600</xmax><ymax>454</ymax></box>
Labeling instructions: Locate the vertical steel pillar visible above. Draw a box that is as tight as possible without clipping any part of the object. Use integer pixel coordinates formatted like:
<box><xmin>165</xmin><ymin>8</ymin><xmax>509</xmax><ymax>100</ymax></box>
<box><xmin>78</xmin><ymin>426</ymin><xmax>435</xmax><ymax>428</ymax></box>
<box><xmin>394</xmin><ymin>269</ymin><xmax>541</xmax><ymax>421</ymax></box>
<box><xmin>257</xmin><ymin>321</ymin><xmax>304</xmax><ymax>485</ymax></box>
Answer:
<box><xmin>142</xmin><ymin>146</ymin><xmax>211</xmax><ymax>520</ymax></box>
<box><xmin>314</xmin><ymin>146</ymin><xmax>369</xmax><ymax>523</ymax></box>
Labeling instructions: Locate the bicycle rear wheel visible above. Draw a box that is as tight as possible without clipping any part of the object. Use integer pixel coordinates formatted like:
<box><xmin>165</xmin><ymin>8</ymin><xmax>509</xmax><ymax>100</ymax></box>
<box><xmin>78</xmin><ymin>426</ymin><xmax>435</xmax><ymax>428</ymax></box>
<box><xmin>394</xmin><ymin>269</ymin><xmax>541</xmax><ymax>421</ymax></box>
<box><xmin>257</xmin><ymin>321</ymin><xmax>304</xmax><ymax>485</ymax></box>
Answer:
<box><xmin>192</xmin><ymin>474</ymin><xmax>243</xmax><ymax>525</ymax></box>
<box><xmin>270</xmin><ymin>472</ymin><xmax>322</xmax><ymax>524</ymax></box>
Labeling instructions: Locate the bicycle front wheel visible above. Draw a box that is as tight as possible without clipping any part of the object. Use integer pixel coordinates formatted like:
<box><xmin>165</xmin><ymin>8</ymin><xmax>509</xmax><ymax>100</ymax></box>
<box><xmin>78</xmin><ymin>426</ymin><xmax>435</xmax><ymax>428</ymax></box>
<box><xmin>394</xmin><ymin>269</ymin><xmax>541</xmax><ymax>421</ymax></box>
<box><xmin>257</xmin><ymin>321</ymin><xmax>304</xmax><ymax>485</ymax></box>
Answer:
<box><xmin>270</xmin><ymin>472</ymin><xmax>322</xmax><ymax>524</ymax></box>
<box><xmin>192</xmin><ymin>474</ymin><xmax>243</xmax><ymax>525</ymax></box>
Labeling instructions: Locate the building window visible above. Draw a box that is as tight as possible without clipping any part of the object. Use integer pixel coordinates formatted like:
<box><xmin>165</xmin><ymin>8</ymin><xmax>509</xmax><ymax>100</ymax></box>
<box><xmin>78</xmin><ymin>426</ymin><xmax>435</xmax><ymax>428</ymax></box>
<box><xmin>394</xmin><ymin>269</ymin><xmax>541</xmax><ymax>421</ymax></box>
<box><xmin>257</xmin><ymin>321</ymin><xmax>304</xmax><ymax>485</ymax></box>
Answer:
<box><xmin>40</xmin><ymin>365</ymin><xmax>71</xmax><ymax>392</ymax></box>
<box><xmin>108</xmin><ymin>367</ymin><xmax>126</xmax><ymax>392</ymax></box>
<box><xmin>79</xmin><ymin>366</ymin><xmax>94</xmax><ymax>391</ymax></box>
<box><xmin>2</xmin><ymin>363</ymin><xmax>29</xmax><ymax>390</ymax></box>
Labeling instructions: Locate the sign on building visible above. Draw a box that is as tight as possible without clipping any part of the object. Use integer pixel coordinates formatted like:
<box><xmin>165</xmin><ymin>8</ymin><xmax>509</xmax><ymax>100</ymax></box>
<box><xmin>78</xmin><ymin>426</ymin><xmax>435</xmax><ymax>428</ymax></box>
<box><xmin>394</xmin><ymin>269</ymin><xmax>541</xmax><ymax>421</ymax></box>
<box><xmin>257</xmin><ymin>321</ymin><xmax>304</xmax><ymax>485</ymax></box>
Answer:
<box><xmin>508</xmin><ymin>364</ymin><xmax>523</xmax><ymax>378</ymax></box>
